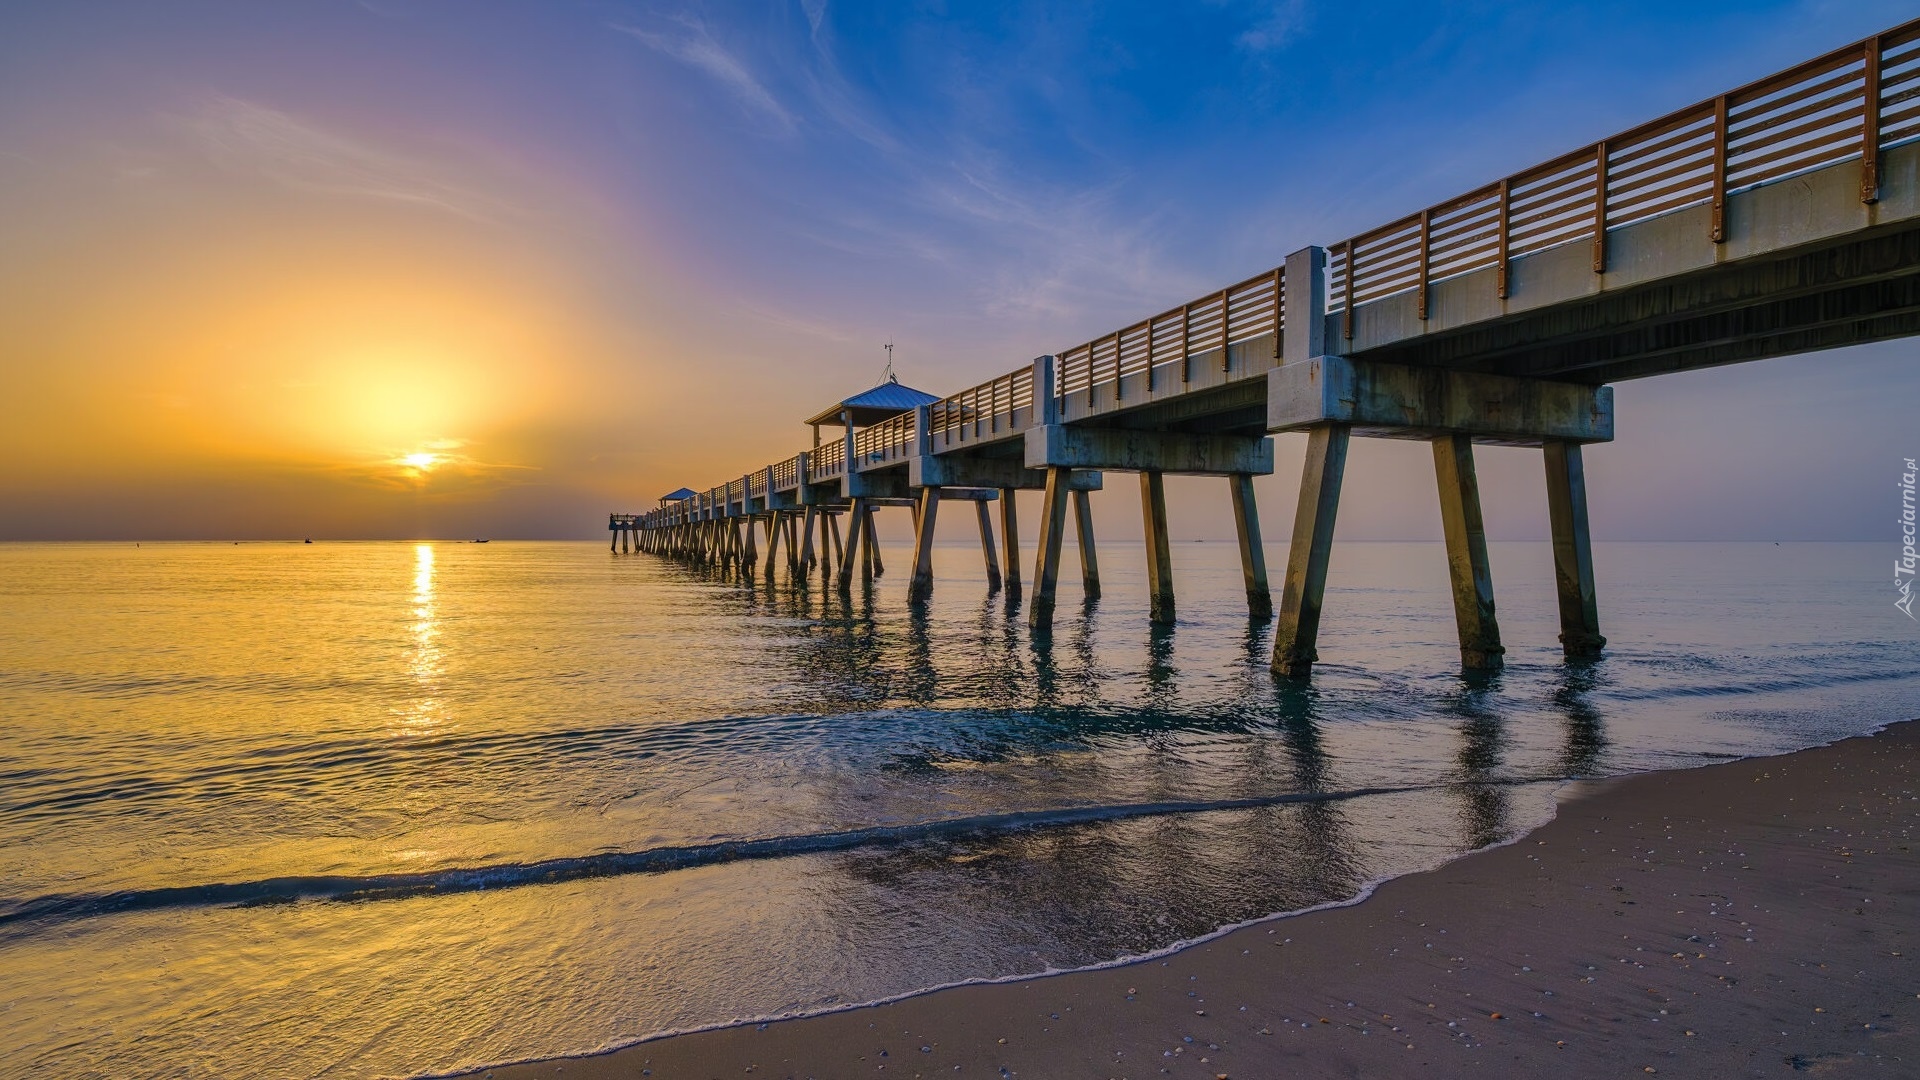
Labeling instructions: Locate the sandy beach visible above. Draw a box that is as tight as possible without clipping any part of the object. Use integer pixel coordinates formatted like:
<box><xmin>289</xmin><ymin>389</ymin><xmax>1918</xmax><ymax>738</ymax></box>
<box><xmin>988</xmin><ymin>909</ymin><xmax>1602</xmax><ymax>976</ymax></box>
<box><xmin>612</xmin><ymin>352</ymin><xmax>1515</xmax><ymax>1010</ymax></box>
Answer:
<box><xmin>474</xmin><ymin>718</ymin><xmax>1919</xmax><ymax>1080</ymax></box>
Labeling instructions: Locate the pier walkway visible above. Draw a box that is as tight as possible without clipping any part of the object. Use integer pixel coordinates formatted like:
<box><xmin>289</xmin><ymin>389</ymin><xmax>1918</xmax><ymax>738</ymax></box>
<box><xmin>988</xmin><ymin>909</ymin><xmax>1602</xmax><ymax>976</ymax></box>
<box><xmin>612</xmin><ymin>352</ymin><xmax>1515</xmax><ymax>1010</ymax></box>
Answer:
<box><xmin>616</xmin><ymin>20</ymin><xmax>1920</xmax><ymax>676</ymax></box>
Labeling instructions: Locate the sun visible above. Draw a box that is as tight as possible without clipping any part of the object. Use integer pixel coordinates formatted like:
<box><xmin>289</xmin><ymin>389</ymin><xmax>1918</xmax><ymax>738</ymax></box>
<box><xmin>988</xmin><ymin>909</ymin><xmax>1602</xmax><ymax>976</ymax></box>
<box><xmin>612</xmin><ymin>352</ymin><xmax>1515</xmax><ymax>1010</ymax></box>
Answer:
<box><xmin>386</xmin><ymin>443</ymin><xmax>463</xmax><ymax>480</ymax></box>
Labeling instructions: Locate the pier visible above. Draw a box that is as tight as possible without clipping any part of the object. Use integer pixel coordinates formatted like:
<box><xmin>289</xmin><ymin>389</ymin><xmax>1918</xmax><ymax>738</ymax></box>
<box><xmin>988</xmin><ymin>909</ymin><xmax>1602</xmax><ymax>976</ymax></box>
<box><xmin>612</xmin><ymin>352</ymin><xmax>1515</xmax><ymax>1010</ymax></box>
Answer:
<box><xmin>616</xmin><ymin>20</ymin><xmax>1920</xmax><ymax>677</ymax></box>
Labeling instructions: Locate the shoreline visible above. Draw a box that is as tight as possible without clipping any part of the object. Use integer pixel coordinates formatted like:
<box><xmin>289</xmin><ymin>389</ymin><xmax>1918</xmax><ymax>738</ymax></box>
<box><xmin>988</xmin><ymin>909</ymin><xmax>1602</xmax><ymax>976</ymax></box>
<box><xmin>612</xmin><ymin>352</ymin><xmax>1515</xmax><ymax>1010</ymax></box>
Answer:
<box><xmin>470</xmin><ymin>721</ymin><xmax>1919</xmax><ymax>1079</ymax></box>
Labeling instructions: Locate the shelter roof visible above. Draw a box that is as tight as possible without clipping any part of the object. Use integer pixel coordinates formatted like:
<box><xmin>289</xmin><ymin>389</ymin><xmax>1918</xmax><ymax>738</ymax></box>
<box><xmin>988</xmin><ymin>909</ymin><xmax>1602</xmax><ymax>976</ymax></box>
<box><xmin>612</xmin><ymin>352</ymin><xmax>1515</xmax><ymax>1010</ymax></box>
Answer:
<box><xmin>804</xmin><ymin>378</ymin><xmax>941</xmax><ymax>427</ymax></box>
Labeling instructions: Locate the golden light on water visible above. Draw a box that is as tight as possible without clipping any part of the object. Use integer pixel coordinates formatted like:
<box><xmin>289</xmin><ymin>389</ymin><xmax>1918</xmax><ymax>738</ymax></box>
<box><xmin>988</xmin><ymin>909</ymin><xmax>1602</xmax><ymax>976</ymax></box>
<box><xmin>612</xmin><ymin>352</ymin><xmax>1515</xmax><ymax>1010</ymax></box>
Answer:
<box><xmin>398</xmin><ymin>543</ymin><xmax>446</xmax><ymax>736</ymax></box>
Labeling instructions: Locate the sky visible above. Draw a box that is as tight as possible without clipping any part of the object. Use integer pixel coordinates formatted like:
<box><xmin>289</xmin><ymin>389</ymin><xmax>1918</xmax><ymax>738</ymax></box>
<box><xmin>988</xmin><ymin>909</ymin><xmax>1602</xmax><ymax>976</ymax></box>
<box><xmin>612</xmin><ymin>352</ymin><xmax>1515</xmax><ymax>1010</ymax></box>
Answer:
<box><xmin>1</xmin><ymin>0</ymin><xmax>1914</xmax><ymax>541</ymax></box>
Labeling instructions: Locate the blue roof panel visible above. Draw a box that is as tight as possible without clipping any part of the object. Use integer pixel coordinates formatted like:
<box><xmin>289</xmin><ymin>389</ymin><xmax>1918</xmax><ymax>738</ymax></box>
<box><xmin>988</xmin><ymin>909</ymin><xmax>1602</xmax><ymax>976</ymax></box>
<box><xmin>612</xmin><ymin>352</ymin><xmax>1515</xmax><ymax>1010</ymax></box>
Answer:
<box><xmin>840</xmin><ymin>381</ymin><xmax>940</xmax><ymax>410</ymax></box>
<box><xmin>805</xmin><ymin>380</ymin><xmax>943</xmax><ymax>426</ymax></box>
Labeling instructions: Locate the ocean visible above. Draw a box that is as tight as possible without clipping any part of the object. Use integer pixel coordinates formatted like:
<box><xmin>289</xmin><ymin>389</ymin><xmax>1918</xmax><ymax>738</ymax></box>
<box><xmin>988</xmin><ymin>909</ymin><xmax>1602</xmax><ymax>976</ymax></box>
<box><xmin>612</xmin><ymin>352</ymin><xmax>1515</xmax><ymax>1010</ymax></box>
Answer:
<box><xmin>1</xmin><ymin>538</ymin><xmax>1915</xmax><ymax>1078</ymax></box>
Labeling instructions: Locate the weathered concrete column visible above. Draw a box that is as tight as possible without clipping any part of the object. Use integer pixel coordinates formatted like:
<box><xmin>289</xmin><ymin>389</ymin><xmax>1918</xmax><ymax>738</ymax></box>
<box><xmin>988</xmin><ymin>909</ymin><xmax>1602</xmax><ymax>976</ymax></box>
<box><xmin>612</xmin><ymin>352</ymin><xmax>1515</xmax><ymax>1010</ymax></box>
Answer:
<box><xmin>1272</xmin><ymin>424</ymin><xmax>1350</xmax><ymax>677</ymax></box>
<box><xmin>1141</xmin><ymin>470</ymin><xmax>1174</xmax><ymax>623</ymax></box>
<box><xmin>817</xmin><ymin>509</ymin><xmax>834</xmax><ymax>583</ymax></box>
<box><xmin>1433</xmin><ymin>434</ymin><xmax>1505</xmax><ymax>671</ymax></box>
<box><xmin>764</xmin><ymin>512</ymin><xmax>784</xmax><ymax>579</ymax></box>
<box><xmin>999</xmin><ymin>488</ymin><xmax>1021</xmax><ymax>593</ymax></box>
<box><xmin>909</xmin><ymin>486</ymin><xmax>942</xmax><ymax>600</ymax></box>
<box><xmin>1229</xmin><ymin>473</ymin><xmax>1273</xmax><ymax>619</ymax></box>
<box><xmin>1029</xmin><ymin>467</ymin><xmax>1072</xmax><ymax>630</ymax></box>
<box><xmin>864</xmin><ymin>510</ymin><xmax>884</xmax><ymax>578</ymax></box>
<box><xmin>1071</xmin><ymin>488</ymin><xmax>1101</xmax><ymax>599</ymax></box>
<box><xmin>742</xmin><ymin>515</ymin><xmax>757</xmax><ymax>569</ymax></box>
<box><xmin>976</xmin><ymin>500</ymin><xmax>1002</xmax><ymax>591</ymax></box>
<box><xmin>1545</xmin><ymin>440</ymin><xmax>1606</xmax><ymax>658</ymax></box>
<box><xmin>837</xmin><ymin>500</ymin><xmax>867</xmax><ymax>589</ymax></box>
<box><xmin>798</xmin><ymin>506</ymin><xmax>818</xmax><ymax>575</ymax></box>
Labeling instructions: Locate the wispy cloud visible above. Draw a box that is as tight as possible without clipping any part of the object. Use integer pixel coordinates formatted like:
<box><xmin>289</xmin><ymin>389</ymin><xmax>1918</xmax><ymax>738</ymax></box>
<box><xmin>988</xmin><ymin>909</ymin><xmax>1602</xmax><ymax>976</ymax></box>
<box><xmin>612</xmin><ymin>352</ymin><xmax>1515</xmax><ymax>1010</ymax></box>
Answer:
<box><xmin>1237</xmin><ymin>0</ymin><xmax>1310</xmax><ymax>52</ymax></box>
<box><xmin>799</xmin><ymin>0</ymin><xmax>828</xmax><ymax>40</ymax></box>
<box><xmin>185</xmin><ymin>95</ymin><xmax>509</xmax><ymax>221</ymax></box>
<box><xmin>612</xmin><ymin>17</ymin><xmax>797</xmax><ymax>135</ymax></box>
<box><xmin>924</xmin><ymin>157</ymin><xmax>1195</xmax><ymax>326</ymax></box>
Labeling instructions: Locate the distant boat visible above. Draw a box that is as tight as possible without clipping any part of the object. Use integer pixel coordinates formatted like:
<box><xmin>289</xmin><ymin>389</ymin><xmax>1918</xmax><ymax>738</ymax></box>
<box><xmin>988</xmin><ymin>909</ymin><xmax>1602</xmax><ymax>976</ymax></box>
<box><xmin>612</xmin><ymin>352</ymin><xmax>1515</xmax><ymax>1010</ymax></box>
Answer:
<box><xmin>473</xmin><ymin>538</ymin><xmax>490</xmax><ymax>544</ymax></box>
<box><xmin>304</xmin><ymin>538</ymin><xmax>312</xmax><ymax>544</ymax></box>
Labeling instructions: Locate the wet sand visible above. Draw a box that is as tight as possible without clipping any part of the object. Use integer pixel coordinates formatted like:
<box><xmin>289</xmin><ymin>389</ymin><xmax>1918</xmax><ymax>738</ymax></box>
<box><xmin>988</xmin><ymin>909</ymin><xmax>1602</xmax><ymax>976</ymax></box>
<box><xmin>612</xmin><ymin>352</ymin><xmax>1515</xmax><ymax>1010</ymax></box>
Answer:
<box><xmin>475</xmin><ymin>720</ymin><xmax>1918</xmax><ymax>1079</ymax></box>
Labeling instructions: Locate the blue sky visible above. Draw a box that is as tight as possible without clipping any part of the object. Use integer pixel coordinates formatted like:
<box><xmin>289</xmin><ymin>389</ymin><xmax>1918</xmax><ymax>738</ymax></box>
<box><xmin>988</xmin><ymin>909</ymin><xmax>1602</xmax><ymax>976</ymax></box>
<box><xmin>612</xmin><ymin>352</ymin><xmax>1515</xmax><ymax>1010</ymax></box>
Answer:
<box><xmin>1</xmin><ymin>0</ymin><xmax>1914</xmax><ymax>539</ymax></box>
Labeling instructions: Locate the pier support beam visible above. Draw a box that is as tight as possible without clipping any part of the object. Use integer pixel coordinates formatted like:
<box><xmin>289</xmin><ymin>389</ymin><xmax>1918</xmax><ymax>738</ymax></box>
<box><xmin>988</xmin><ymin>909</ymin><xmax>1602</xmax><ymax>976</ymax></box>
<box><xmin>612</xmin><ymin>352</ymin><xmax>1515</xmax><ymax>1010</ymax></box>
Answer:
<box><xmin>1072</xmin><ymin>488</ymin><xmax>1101</xmax><ymax>600</ymax></box>
<box><xmin>1026</xmin><ymin>425</ymin><xmax>1273</xmax><ymax>476</ymax></box>
<box><xmin>1029</xmin><ymin>467</ymin><xmax>1072</xmax><ymax>630</ymax></box>
<box><xmin>1433</xmin><ymin>434</ymin><xmax>1505</xmax><ymax>671</ymax></box>
<box><xmin>976</xmin><ymin>500</ymin><xmax>1002</xmax><ymax>591</ymax></box>
<box><xmin>1545</xmin><ymin>440</ymin><xmax>1606</xmax><ymax>658</ymax></box>
<box><xmin>1229</xmin><ymin>473</ymin><xmax>1273</xmax><ymax>619</ymax></box>
<box><xmin>798</xmin><ymin>506</ymin><xmax>818</xmax><ymax>577</ymax></box>
<box><xmin>910</xmin><ymin>487</ymin><xmax>941</xmax><ymax>601</ymax></box>
<box><xmin>1140</xmin><ymin>471</ymin><xmax>1173</xmax><ymax>623</ymax></box>
<box><xmin>1272</xmin><ymin>425</ymin><xmax>1349</xmax><ymax>677</ymax></box>
<box><xmin>816</xmin><ymin>509</ymin><xmax>834</xmax><ymax>583</ymax></box>
<box><xmin>864</xmin><ymin>509</ymin><xmax>882</xmax><ymax>578</ymax></box>
<box><xmin>763</xmin><ymin>513</ymin><xmax>783</xmax><ymax>580</ymax></box>
<box><xmin>999</xmin><ymin>488</ymin><xmax>1021</xmax><ymax>594</ymax></box>
<box><xmin>837</xmin><ymin>500</ymin><xmax>867</xmax><ymax>589</ymax></box>
<box><xmin>1269</xmin><ymin>355</ymin><xmax>1613</xmax><ymax>446</ymax></box>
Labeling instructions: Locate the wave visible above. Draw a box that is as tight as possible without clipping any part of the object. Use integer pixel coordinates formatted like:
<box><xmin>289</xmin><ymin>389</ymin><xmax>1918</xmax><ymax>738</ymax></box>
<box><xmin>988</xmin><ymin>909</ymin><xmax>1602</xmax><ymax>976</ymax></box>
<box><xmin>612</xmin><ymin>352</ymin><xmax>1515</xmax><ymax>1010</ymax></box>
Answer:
<box><xmin>0</xmin><ymin>701</ymin><xmax>1307</xmax><ymax>822</ymax></box>
<box><xmin>0</xmin><ymin>779</ymin><xmax>1550</xmax><ymax>934</ymax></box>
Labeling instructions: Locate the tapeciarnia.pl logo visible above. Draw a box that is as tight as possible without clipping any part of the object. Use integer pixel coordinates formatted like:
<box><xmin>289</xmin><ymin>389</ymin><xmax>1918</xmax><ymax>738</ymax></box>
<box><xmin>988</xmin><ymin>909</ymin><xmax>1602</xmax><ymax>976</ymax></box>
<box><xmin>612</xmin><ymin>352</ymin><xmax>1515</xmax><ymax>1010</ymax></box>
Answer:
<box><xmin>1900</xmin><ymin>457</ymin><xmax>1917</xmax><ymax>620</ymax></box>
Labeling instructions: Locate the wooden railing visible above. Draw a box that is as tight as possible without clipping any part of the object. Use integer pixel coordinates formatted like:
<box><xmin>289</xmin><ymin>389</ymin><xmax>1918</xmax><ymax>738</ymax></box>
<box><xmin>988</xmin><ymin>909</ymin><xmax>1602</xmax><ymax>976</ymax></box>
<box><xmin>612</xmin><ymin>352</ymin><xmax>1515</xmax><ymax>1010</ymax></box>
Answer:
<box><xmin>1055</xmin><ymin>266</ymin><xmax>1283</xmax><ymax>408</ymax></box>
<box><xmin>808</xmin><ymin>439</ymin><xmax>845</xmax><ymax>482</ymax></box>
<box><xmin>1329</xmin><ymin>21</ymin><xmax>1920</xmax><ymax>334</ymax></box>
<box><xmin>772</xmin><ymin>455</ymin><xmax>800</xmax><ymax>492</ymax></box>
<box><xmin>928</xmin><ymin>367</ymin><xmax>1035</xmax><ymax>450</ymax></box>
<box><xmin>852</xmin><ymin>410</ymin><xmax>916</xmax><ymax>468</ymax></box>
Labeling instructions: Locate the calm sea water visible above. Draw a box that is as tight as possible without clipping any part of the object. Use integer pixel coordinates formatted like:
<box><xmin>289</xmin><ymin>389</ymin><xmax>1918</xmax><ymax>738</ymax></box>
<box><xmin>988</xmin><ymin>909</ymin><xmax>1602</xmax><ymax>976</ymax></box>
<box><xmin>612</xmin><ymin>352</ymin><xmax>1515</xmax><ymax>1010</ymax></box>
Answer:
<box><xmin>1</xmin><ymin>538</ymin><xmax>1915</xmax><ymax>1078</ymax></box>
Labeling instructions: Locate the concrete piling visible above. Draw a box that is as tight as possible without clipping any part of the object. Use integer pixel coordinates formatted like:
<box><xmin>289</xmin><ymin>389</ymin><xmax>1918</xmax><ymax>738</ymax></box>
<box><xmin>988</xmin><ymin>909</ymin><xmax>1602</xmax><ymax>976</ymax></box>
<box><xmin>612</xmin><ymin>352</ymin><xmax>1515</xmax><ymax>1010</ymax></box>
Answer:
<box><xmin>1140</xmin><ymin>470</ymin><xmax>1173</xmax><ymax>624</ymax></box>
<box><xmin>799</xmin><ymin>507</ymin><xmax>818</xmax><ymax>576</ymax></box>
<box><xmin>1229</xmin><ymin>473</ymin><xmax>1272</xmax><ymax>619</ymax></box>
<box><xmin>1272</xmin><ymin>424</ymin><xmax>1349</xmax><ymax>677</ymax></box>
<box><xmin>998</xmin><ymin>488</ymin><xmax>1021</xmax><ymax>594</ymax></box>
<box><xmin>976</xmin><ymin>499</ymin><xmax>1002</xmax><ymax>591</ymax></box>
<box><xmin>1432</xmin><ymin>434</ymin><xmax>1505</xmax><ymax>671</ymax></box>
<box><xmin>1072</xmin><ymin>488</ymin><xmax>1101</xmax><ymax>600</ymax></box>
<box><xmin>909</xmin><ymin>486</ymin><xmax>941</xmax><ymax>600</ymax></box>
<box><xmin>1029</xmin><ymin>467</ymin><xmax>1072</xmax><ymax>630</ymax></box>
<box><xmin>838</xmin><ymin>499</ymin><xmax>867</xmax><ymax>590</ymax></box>
<box><xmin>1545</xmin><ymin>440</ymin><xmax>1605</xmax><ymax>658</ymax></box>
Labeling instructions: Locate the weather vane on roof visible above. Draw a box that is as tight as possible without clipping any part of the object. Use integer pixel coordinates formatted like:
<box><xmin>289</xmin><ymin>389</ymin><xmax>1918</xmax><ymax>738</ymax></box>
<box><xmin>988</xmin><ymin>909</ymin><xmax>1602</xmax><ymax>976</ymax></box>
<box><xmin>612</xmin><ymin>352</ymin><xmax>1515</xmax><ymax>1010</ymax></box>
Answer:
<box><xmin>882</xmin><ymin>340</ymin><xmax>897</xmax><ymax>384</ymax></box>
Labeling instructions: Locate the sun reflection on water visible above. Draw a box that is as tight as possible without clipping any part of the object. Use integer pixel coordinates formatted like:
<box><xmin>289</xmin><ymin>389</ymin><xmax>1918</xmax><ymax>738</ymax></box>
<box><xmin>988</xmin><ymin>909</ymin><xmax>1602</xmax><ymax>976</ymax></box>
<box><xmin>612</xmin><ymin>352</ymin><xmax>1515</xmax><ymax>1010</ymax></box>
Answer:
<box><xmin>398</xmin><ymin>542</ymin><xmax>446</xmax><ymax>735</ymax></box>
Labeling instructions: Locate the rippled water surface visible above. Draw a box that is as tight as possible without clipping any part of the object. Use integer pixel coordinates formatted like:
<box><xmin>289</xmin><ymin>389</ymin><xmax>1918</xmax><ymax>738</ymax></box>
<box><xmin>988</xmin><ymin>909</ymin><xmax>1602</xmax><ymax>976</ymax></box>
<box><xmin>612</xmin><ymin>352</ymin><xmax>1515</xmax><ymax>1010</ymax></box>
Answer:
<box><xmin>2</xmin><ymin>539</ymin><xmax>1915</xmax><ymax>1078</ymax></box>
